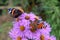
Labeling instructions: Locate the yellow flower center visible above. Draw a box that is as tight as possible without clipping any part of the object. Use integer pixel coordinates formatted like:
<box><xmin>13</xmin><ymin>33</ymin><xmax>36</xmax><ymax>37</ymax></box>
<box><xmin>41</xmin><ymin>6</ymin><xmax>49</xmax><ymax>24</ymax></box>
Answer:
<box><xmin>40</xmin><ymin>35</ymin><xmax>45</xmax><ymax>40</ymax></box>
<box><xmin>16</xmin><ymin>36</ymin><xmax>22</xmax><ymax>40</ymax></box>
<box><xmin>25</xmin><ymin>16</ymin><xmax>30</xmax><ymax>20</ymax></box>
<box><xmin>20</xmin><ymin>26</ymin><xmax>25</xmax><ymax>31</ymax></box>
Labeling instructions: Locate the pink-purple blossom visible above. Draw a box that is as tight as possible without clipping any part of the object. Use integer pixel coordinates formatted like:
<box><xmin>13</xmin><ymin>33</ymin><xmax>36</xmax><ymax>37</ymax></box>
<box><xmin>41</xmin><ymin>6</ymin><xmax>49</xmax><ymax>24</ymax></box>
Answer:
<box><xmin>9</xmin><ymin>12</ymin><xmax>56</xmax><ymax>40</ymax></box>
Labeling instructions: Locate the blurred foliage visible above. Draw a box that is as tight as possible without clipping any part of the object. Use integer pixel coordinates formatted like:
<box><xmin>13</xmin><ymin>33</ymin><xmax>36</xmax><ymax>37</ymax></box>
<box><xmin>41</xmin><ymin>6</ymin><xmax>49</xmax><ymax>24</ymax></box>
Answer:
<box><xmin>0</xmin><ymin>0</ymin><xmax>8</xmax><ymax>6</ymax></box>
<box><xmin>0</xmin><ymin>21</ymin><xmax>12</xmax><ymax>33</ymax></box>
<box><xmin>0</xmin><ymin>0</ymin><xmax>60</xmax><ymax>40</ymax></box>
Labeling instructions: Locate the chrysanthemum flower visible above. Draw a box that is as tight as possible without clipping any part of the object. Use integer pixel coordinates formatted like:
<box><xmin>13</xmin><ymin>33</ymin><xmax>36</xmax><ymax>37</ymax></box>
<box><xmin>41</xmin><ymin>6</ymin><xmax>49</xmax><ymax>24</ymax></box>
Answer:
<box><xmin>9</xmin><ymin>12</ymin><xmax>56</xmax><ymax>40</ymax></box>
<box><xmin>12</xmin><ymin>36</ymin><xmax>28</xmax><ymax>40</ymax></box>
<box><xmin>17</xmin><ymin>12</ymin><xmax>37</xmax><ymax>22</ymax></box>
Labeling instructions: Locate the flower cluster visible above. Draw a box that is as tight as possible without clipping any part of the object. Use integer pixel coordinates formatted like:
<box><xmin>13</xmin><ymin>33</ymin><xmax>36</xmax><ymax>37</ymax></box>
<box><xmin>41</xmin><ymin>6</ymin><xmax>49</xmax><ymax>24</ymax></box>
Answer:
<box><xmin>9</xmin><ymin>12</ymin><xmax>56</xmax><ymax>40</ymax></box>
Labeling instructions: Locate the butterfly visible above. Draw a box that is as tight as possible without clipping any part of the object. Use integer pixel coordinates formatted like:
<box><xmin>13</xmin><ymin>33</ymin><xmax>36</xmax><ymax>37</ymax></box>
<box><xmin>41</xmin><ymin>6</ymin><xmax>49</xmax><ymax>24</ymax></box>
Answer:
<box><xmin>8</xmin><ymin>8</ymin><xmax>24</xmax><ymax>18</ymax></box>
<box><xmin>33</xmin><ymin>17</ymin><xmax>46</xmax><ymax>29</ymax></box>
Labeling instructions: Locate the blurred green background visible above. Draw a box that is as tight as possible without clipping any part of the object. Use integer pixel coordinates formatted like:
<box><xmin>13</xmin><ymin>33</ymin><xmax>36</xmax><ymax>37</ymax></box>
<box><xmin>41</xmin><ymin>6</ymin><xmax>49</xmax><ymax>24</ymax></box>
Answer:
<box><xmin>0</xmin><ymin>0</ymin><xmax>60</xmax><ymax>40</ymax></box>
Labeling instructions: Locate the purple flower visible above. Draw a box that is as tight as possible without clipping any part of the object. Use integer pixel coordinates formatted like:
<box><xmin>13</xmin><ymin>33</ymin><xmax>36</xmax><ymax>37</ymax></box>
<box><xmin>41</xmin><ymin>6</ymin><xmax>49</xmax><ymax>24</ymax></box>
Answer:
<box><xmin>25</xmin><ymin>29</ymin><xmax>41</xmax><ymax>40</ymax></box>
<box><xmin>9</xmin><ymin>17</ymin><xmax>31</xmax><ymax>40</ymax></box>
<box><xmin>9</xmin><ymin>12</ymin><xmax>56</xmax><ymax>40</ymax></box>
<box><xmin>12</xmin><ymin>19</ymin><xmax>30</xmax><ymax>29</ymax></box>
<box><xmin>12</xmin><ymin>36</ymin><xmax>28</xmax><ymax>40</ymax></box>
<box><xmin>9</xmin><ymin>26</ymin><xmax>29</xmax><ymax>40</ymax></box>
<box><xmin>18</xmin><ymin>12</ymin><xmax>36</xmax><ymax>21</ymax></box>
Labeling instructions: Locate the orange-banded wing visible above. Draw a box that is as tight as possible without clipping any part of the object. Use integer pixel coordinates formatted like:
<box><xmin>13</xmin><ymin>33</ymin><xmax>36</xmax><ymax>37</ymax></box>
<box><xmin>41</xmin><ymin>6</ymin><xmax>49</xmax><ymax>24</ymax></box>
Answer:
<box><xmin>37</xmin><ymin>23</ymin><xmax>44</xmax><ymax>29</ymax></box>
